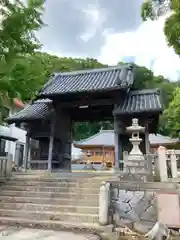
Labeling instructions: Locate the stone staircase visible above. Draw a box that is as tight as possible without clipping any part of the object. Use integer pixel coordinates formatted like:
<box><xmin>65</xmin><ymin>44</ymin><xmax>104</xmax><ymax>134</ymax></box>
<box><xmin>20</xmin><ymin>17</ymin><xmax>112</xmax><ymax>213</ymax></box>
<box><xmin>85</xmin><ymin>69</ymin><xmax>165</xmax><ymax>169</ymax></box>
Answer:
<box><xmin>0</xmin><ymin>172</ymin><xmax>113</xmax><ymax>232</ymax></box>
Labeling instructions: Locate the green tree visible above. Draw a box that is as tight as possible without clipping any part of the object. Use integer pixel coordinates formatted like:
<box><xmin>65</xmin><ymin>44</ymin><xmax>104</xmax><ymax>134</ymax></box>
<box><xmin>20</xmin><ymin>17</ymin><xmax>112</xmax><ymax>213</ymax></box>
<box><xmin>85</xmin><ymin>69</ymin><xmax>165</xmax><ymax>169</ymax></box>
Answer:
<box><xmin>0</xmin><ymin>0</ymin><xmax>44</xmax><ymax>100</ymax></box>
<box><xmin>74</xmin><ymin>121</ymin><xmax>113</xmax><ymax>141</ymax></box>
<box><xmin>164</xmin><ymin>0</ymin><xmax>180</xmax><ymax>55</ymax></box>
<box><xmin>0</xmin><ymin>0</ymin><xmax>44</xmax><ymax>123</ymax></box>
<box><xmin>162</xmin><ymin>87</ymin><xmax>180</xmax><ymax>137</ymax></box>
<box><xmin>141</xmin><ymin>0</ymin><xmax>180</xmax><ymax>55</ymax></box>
<box><xmin>119</xmin><ymin>63</ymin><xmax>176</xmax><ymax>108</ymax></box>
<box><xmin>8</xmin><ymin>53</ymin><xmax>107</xmax><ymax>102</ymax></box>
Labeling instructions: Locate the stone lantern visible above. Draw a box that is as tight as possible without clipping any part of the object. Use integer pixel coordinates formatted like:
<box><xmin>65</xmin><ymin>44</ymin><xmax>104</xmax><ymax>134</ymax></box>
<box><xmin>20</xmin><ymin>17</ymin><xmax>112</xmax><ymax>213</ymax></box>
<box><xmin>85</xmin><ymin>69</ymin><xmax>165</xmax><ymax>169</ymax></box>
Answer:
<box><xmin>125</xmin><ymin>118</ymin><xmax>148</xmax><ymax>180</ymax></box>
<box><xmin>83</xmin><ymin>150</ymin><xmax>95</xmax><ymax>171</ymax></box>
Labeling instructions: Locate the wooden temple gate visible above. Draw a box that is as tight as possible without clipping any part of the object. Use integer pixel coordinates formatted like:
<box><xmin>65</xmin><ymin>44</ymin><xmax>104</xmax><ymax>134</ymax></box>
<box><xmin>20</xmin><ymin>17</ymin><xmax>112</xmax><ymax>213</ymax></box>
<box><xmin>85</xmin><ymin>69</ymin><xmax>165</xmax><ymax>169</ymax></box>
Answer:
<box><xmin>7</xmin><ymin>65</ymin><xmax>163</xmax><ymax>171</ymax></box>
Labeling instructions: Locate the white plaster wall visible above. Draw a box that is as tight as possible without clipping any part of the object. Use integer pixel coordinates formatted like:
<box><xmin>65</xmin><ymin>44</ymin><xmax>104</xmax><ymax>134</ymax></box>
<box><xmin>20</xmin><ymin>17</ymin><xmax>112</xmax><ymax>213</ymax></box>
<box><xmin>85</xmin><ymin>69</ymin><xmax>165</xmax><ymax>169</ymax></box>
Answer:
<box><xmin>5</xmin><ymin>124</ymin><xmax>26</xmax><ymax>161</ymax></box>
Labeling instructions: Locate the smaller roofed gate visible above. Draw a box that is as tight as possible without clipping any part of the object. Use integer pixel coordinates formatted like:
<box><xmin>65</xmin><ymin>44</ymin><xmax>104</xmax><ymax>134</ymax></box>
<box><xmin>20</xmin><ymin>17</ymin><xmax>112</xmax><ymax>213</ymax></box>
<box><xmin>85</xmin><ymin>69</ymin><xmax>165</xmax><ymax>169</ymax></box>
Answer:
<box><xmin>7</xmin><ymin>64</ymin><xmax>163</xmax><ymax>171</ymax></box>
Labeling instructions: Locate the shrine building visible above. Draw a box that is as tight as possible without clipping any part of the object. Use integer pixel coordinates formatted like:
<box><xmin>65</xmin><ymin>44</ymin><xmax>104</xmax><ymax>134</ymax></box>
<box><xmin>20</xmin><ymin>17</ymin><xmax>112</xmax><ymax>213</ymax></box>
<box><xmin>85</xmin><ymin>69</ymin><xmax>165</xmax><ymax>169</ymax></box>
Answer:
<box><xmin>7</xmin><ymin>64</ymin><xmax>163</xmax><ymax>171</ymax></box>
<box><xmin>73</xmin><ymin>130</ymin><xmax>180</xmax><ymax>168</ymax></box>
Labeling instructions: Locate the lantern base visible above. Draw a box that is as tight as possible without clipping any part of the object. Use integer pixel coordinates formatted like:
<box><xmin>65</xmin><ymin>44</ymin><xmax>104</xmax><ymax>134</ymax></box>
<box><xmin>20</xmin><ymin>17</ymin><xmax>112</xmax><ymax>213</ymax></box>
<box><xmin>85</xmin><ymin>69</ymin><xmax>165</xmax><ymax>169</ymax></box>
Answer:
<box><xmin>83</xmin><ymin>160</ymin><xmax>96</xmax><ymax>171</ymax></box>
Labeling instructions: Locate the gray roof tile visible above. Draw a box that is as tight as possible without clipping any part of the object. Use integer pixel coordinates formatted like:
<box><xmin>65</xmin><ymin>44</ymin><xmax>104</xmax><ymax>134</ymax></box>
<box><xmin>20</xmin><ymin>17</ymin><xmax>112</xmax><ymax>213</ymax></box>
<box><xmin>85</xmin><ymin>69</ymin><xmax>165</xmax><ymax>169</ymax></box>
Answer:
<box><xmin>74</xmin><ymin>130</ymin><xmax>115</xmax><ymax>147</ymax></box>
<box><xmin>7</xmin><ymin>99</ymin><xmax>54</xmax><ymax>123</ymax></box>
<box><xmin>39</xmin><ymin>65</ymin><xmax>134</xmax><ymax>97</ymax></box>
<box><xmin>74</xmin><ymin>130</ymin><xmax>179</xmax><ymax>147</ymax></box>
<box><xmin>7</xmin><ymin>89</ymin><xmax>162</xmax><ymax>123</ymax></box>
<box><xmin>114</xmin><ymin>89</ymin><xmax>163</xmax><ymax>115</ymax></box>
<box><xmin>149</xmin><ymin>134</ymin><xmax>180</xmax><ymax>146</ymax></box>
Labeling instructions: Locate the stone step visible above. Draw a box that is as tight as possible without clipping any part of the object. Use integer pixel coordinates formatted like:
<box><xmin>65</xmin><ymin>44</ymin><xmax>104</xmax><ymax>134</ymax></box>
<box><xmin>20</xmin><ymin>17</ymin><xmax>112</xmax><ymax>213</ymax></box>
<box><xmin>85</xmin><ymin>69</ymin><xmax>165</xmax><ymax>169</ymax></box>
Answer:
<box><xmin>10</xmin><ymin>176</ymin><xmax>112</xmax><ymax>183</ymax></box>
<box><xmin>0</xmin><ymin>190</ymin><xmax>99</xmax><ymax>199</ymax></box>
<box><xmin>1</xmin><ymin>185</ymin><xmax>100</xmax><ymax>193</ymax></box>
<box><xmin>5</xmin><ymin>180</ymin><xmax>102</xmax><ymax>188</ymax></box>
<box><xmin>12</xmin><ymin>172</ymin><xmax>112</xmax><ymax>177</ymax></box>
<box><xmin>0</xmin><ymin>202</ymin><xmax>99</xmax><ymax>214</ymax></box>
<box><xmin>0</xmin><ymin>209</ymin><xmax>99</xmax><ymax>223</ymax></box>
<box><xmin>0</xmin><ymin>217</ymin><xmax>107</xmax><ymax>233</ymax></box>
<box><xmin>0</xmin><ymin>196</ymin><xmax>99</xmax><ymax>206</ymax></box>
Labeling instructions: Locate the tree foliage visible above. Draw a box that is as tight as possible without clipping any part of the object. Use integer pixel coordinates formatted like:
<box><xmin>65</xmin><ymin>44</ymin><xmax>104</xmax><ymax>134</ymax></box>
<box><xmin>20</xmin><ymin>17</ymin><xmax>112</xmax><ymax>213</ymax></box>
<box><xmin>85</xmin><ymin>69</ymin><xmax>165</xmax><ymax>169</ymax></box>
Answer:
<box><xmin>163</xmin><ymin>87</ymin><xmax>180</xmax><ymax>137</ymax></box>
<box><xmin>74</xmin><ymin>121</ymin><xmax>113</xmax><ymax>141</ymax></box>
<box><xmin>141</xmin><ymin>0</ymin><xmax>154</xmax><ymax>21</ymax></box>
<box><xmin>0</xmin><ymin>0</ymin><xmax>44</xmax><ymax>104</ymax></box>
<box><xmin>141</xmin><ymin>0</ymin><xmax>180</xmax><ymax>138</ymax></box>
<box><xmin>164</xmin><ymin>0</ymin><xmax>180</xmax><ymax>55</ymax></box>
<box><xmin>141</xmin><ymin>0</ymin><xmax>171</xmax><ymax>20</ymax></box>
<box><xmin>141</xmin><ymin>0</ymin><xmax>180</xmax><ymax>55</ymax></box>
<box><xmin>8</xmin><ymin>53</ymin><xmax>107</xmax><ymax>102</ymax></box>
<box><xmin>0</xmin><ymin>0</ymin><xmax>44</xmax><ymax>122</ymax></box>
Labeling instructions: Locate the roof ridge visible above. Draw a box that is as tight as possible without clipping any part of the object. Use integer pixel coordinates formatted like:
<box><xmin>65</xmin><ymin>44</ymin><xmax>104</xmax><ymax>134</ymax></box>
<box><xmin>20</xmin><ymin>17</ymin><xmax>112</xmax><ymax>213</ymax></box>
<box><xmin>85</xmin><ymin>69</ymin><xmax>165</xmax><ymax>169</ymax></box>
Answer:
<box><xmin>76</xmin><ymin>130</ymin><xmax>103</xmax><ymax>144</ymax></box>
<box><xmin>52</xmin><ymin>64</ymin><xmax>133</xmax><ymax>77</ymax></box>
<box><xmin>75</xmin><ymin>131</ymin><xmax>179</xmax><ymax>146</ymax></box>
<box><xmin>101</xmin><ymin>129</ymin><xmax>114</xmax><ymax>133</ymax></box>
<box><xmin>75</xmin><ymin>129</ymin><xmax>114</xmax><ymax>145</ymax></box>
<box><xmin>33</xmin><ymin>99</ymin><xmax>52</xmax><ymax>104</ymax></box>
<box><xmin>39</xmin><ymin>64</ymin><xmax>134</xmax><ymax>97</ymax></box>
<box><xmin>129</xmin><ymin>88</ymin><xmax>160</xmax><ymax>96</ymax></box>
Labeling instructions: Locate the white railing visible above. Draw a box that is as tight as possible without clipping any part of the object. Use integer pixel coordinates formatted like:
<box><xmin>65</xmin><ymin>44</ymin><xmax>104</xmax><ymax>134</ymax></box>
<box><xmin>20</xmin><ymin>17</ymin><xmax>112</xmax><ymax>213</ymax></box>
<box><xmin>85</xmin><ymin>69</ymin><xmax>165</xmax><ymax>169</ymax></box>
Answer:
<box><xmin>121</xmin><ymin>148</ymin><xmax>180</xmax><ymax>182</ymax></box>
<box><xmin>156</xmin><ymin>147</ymin><xmax>180</xmax><ymax>181</ymax></box>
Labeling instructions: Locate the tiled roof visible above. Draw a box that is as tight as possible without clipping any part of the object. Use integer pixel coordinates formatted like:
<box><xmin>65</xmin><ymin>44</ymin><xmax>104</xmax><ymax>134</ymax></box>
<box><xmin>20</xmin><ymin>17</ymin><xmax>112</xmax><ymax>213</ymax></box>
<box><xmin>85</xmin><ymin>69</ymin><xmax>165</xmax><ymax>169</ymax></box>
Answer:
<box><xmin>74</xmin><ymin>130</ymin><xmax>115</xmax><ymax>147</ymax></box>
<box><xmin>114</xmin><ymin>89</ymin><xmax>163</xmax><ymax>115</ymax></box>
<box><xmin>7</xmin><ymin>89</ymin><xmax>162</xmax><ymax>123</ymax></box>
<box><xmin>149</xmin><ymin>134</ymin><xmax>180</xmax><ymax>146</ymax></box>
<box><xmin>7</xmin><ymin>99</ymin><xmax>54</xmax><ymax>123</ymax></box>
<box><xmin>39</xmin><ymin>65</ymin><xmax>134</xmax><ymax>97</ymax></box>
<box><xmin>74</xmin><ymin>130</ymin><xmax>179</xmax><ymax>147</ymax></box>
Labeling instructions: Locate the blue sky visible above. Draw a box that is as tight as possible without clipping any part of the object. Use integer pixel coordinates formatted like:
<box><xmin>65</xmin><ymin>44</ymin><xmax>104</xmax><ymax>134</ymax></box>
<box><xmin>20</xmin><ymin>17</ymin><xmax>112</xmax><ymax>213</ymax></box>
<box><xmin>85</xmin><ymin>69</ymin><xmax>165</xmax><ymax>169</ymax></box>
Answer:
<box><xmin>37</xmin><ymin>0</ymin><xmax>180</xmax><ymax>81</ymax></box>
<box><xmin>98</xmin><ymin>14</ymin><xmax>180</xmax><ymax>81</ymax></box>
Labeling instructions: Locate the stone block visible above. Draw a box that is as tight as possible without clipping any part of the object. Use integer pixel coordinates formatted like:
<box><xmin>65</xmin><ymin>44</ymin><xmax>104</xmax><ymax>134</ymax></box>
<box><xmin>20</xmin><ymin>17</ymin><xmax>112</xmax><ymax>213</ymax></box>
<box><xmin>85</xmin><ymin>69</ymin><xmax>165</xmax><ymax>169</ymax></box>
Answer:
<box><xmin>126</xmin><ymin>208</ymin><xmax>140</xmax><ymax>221</ymax></box>
<box><xmin>115</xmin><ymin>201</ymin><xmax>132</xmax><ymax>214</ymax></box>
<box><xmin>123</xmin><ymin>191</ymin><xmax>134</xmax><ymax>202</ymax></box>
<box><xmin>140</xmin><ymin>205</ymin><xmax>157</xmax><ymax>222</ymax></box>
<box><xmin>130</xmin><ymin>193</ymin><xmax>154</xmax><ymax>216</ymax></box>
<box><xmin>157</xmin><ymin>193</ymin><xmax>180</xmax><ymax>228</ymax></box>
<box><xmin>113</xmin><ymin>190</ymin><xmax>157</xmax><ymax>224</ymax></box>
<box><xmin>130</xmin><ymin>191</ymin><xmax>144</xmax><ymax>206</ymax></box>
<box><xmin>112</xmin><ymin>188</ymin><xmax>119</xmax><ymax>200</ymax></box>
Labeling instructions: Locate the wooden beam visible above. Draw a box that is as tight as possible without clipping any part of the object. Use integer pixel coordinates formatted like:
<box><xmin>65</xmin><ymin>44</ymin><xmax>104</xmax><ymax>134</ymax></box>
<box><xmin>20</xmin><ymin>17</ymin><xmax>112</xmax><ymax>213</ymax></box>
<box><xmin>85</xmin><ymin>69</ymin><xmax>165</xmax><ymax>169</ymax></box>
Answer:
<box><xmin>52</xmin><ymin>89</ymin><xmax>125</xmax><ymax>104</ymax></box>
<box><xmin>24</xmin><ymin>132</ymin><xmax>30</xmax><ymax>170</ymax></box>
<box><xmin>59</xmin><ymin>97</ymin><xmax>121</xmax><ymax>109</ymax></box>
<box><xmin>145</xmin><ymin>124</ymin><xmax>150</xmax><ymax>154</ymax></box>
<box><xmin>114</xmin><ymin>114</ymin><xmax>119</xmax><ymax>169</ymax></box>
<box><xmin>47</xmin><ymin>118</ymin><xmax>55</xmax><ymax>171</ymax></box>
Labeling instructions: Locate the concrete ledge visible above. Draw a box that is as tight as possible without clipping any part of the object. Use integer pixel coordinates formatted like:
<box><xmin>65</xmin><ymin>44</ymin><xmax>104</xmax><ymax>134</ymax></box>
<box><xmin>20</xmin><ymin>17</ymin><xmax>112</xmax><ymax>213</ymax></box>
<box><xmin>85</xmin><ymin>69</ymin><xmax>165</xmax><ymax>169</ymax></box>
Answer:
<box><xmin>108</xmin><ymin>180</ymin><xmax>180</xmax><ymax>193</ymax></box>
<box><xmin>0</xmin><ymin>217</ymin><xmax>113</xmax><ymax>235</ymax></box>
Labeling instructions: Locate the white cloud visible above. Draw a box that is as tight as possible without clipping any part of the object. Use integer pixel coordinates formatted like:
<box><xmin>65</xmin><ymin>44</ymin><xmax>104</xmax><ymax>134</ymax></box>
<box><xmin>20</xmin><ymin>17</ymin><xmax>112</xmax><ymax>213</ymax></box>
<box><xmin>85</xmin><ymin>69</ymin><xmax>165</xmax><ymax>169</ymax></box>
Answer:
<box><xmin>98</xmin><ymin>15</ymin><xmax>180</xmax><ymax>81</ymax></box>
<box><xmin>80</xmin><ymin>5</ymin><xmax>105</xmax><ymax>42</ymax></box>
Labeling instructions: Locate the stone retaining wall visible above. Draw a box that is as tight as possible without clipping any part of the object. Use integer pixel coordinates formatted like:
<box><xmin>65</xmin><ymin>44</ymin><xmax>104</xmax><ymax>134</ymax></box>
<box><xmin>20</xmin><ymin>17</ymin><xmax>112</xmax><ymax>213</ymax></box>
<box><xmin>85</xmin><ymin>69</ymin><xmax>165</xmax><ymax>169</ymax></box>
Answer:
<box><xmin>112</xmin><ymin>189</ymin><xmax>157</xmax><ymax>224</ymax></box>
<box><xmin>108</xmin><ymin>181</ymin><xmax>180</xmax><ymax>227</ymax></box>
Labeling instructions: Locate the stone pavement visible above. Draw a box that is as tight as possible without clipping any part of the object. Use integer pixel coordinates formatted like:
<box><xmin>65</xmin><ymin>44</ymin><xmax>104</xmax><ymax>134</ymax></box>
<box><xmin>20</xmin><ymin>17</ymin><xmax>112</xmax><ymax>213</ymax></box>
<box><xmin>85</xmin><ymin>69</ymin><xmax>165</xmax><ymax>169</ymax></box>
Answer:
<box><xmin>0</xmin><ymin>226</ymin><xmax>100</xmax><ymax>240</ymax></box>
